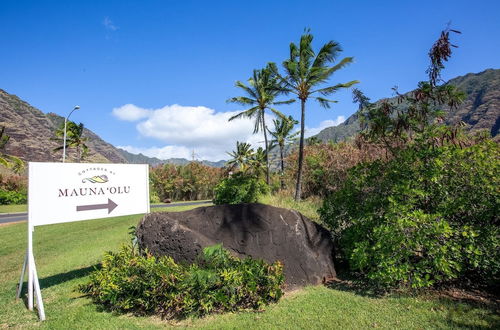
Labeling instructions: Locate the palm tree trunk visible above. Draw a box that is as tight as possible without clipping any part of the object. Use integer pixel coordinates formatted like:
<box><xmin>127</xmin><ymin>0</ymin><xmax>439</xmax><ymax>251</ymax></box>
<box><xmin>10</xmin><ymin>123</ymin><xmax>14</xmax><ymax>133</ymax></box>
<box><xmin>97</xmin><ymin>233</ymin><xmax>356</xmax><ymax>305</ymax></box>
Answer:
<box><xmin>262</xmin><ymin>114</ymin><xmax>270</xmax><ymax>185</ymax></box>
<box><xmin>279</xmin><ymin>143</ymin><xmax>285</xmax><ymax>189</ymax></box>
<box><xmin>295</xmin><ymin>99</ymin><xmax>306</xmax><ymax>201</ymax></box>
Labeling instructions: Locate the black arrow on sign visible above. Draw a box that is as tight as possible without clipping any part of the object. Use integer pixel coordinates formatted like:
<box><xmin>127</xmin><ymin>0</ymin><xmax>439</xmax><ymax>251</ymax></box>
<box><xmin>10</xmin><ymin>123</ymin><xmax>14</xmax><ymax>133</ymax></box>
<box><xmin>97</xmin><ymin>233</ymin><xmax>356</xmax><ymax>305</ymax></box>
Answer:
<box><xmin>76</xmin><ymin>198</ymin><xmax>118</xmax><ymax>214</ymax></box>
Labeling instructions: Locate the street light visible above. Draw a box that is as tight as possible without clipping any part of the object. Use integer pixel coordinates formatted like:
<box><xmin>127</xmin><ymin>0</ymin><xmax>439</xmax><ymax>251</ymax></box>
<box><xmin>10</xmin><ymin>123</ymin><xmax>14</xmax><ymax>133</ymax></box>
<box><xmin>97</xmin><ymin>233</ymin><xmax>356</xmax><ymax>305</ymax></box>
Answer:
<box><xmin>62</xmin><ymin>106</ymin><xmax>80</xmax><ymax>163</ymax></box>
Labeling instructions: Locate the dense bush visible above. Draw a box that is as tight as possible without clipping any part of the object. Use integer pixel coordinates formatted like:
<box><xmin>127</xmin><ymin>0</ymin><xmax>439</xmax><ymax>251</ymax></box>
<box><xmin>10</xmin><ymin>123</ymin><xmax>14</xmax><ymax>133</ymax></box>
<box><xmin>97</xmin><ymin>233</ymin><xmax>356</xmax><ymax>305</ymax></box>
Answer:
<box><xmin>0</xmin><ymin>189</ymin><xmax>27</xmax><ymax>205</ymax></box>
<box><xmin>0</xmin><ymin>173</ymin><xmax>28</xmax><ymax>205</ymax></box>
<box><xmin>284</xmin><ymin>141</ymin><xmax>385</xmax><ymax>197</ymax></box>
<box><xmin>80</xmin><ymin>244</ymin><xmax>284</xmax><ymax>319</ymax></box>
<box><xmin>319</xmin><ymin>138</ymin><xmax>499</xmax><ymax>289</ymax></box>
<box><xmin>150</xmin><ymin>162</ymin><xmax>224</xmax><ymax>201</ymax></box>
<box><xmin>213</xmin><ymin>172</ymin><xmax>269</xmax><ymax>205</ymax></box>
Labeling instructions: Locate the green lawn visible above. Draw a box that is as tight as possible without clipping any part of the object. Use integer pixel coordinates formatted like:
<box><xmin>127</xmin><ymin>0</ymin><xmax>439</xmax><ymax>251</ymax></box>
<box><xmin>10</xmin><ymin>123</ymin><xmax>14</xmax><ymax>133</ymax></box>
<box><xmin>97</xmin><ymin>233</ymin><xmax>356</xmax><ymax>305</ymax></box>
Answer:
<box><xmin>0</xmin><ymin>200</ymin><xmax>212</xmax><ymax>214</ymax></box>
<box><xmin>0</xmin><ymin>203</ymin><xmax>497</xmax><ymax>329</ymax></box>
<box><xmin>0</xmin><ymin>204</ymin><xmax>27</xmax><ymax>213</ymax></box>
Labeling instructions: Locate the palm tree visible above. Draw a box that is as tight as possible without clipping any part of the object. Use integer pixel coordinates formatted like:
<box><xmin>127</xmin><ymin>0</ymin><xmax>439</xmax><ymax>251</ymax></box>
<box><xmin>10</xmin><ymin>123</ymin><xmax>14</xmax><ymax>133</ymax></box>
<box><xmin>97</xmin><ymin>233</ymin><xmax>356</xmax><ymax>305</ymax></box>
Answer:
<box><xmin>0</xmin><ymin>126</ymin><xmax>24</xmax><ymax>173</ymax></box>
<box><xmin>270</xmin><ymin>30</ymin><xmax>359</xmax><ymax>200</ymax></box>
<box><xmin>226</xmin><ymin>141</ymin><xmax>254</xmax><ymax>173</ymax></box>
<box><xmin>227</xmin><ymin>64</ymin><xmax>295</xmax><ymax>185</ymax></box>
<box><xmin>269</xmin><ymin>115</ymin><xmax>298</xmax><ymax>189</ymax></box>
<box><xmin>54</xmin><ymin>121</ymin><xmax>89</xmax><ymax>162</ymax></box>
<box><xmin>249</xmin><ymin>147</ymin><xmax>267</xmax><ymax>178</ymax></box>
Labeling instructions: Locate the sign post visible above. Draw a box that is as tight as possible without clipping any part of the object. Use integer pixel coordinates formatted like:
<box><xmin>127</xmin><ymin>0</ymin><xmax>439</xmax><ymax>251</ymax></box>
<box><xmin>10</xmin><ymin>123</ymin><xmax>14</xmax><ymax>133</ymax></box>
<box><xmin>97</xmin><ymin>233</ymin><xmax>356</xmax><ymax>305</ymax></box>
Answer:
<box><xmin>17</xmin><ymin>162</ymin><xmax>150</xmax><ymax>321</ymax></box>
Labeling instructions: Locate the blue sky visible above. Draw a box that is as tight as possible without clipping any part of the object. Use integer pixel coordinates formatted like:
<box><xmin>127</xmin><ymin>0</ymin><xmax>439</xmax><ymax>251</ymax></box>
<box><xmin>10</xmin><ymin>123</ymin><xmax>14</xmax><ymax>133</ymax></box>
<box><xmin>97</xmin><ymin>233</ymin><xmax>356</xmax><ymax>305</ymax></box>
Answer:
<box><xmin>1</xmin><ymin>0</ymin><xmax>499</xmax><ymax>160</ymax></box>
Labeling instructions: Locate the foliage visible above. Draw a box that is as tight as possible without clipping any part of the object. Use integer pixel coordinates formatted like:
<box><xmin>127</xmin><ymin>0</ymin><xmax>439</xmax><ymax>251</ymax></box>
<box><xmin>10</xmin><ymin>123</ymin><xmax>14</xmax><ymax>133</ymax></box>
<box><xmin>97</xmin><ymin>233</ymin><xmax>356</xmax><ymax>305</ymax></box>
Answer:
<box><xmin>150</xmin><ymin>161</ymin><xmax>224</xmax><ymax>201</ymax></box>
<box><xmin>213</xmin><ymin>172</ymin><xmax>269</xmax><ymax>205</ymax></box>
<box><xmin>79</xmin><ymin>243</ymin><xmax>284</xmax><ymax>319</ymax></box>
<box><xmin>228</xmin><ymin>64</ymin><xmax>295</xmax><ymax>185</ymax></box>
<box><xmin>270</xmin><ymin>28</ymin><xmax>358</xmax><ymax>200</ymax></box>
<box><xmin>319</xmin><ymin>137</ymin><xmax>500</xmax><ymax>288</ymax></box>
<box><xmin>0</xmin><ymin>126</ymin><xmax>24</xmax><ymax>173</ymax></box>
<box><xmin>0</xmin><ymin>189</ymin><xmax>27</xmax><ymax>205</ymax></box>
<box><xmin>268</xmin><ymin>115</ymin><xmax>299</xmax><ymax>189</ymax></box>
<box><xmin>306</xmin><ymin>136</ymin><xmax>321</xmax><ymax>146</ymax></box>
<box><xmin>319</xmin><ymin>27</ymin><xmax>500</xmax><ymax>289</ymax></box>
<box><xmin>53</xmin><ymin>121</ymin><xmax>90</xmax><ymax>162</ymax></box>
<box><xmin>0</xmin><ymin>173</ymin><xmax>27</xmax><ymax>205</ymax></box>
<box><xmin>284</xmin><ymin>141</ymin><xmax>385</xmax><ymax>198</ymax></box>
<box><xmin>226</xmin><ymin>142</ymin><xmax>270</xmax><ymax>181</ymax></box>
<box><xmin>226</xmin><ymin>141</ymin><xmax>254</xmax><ymax>173</ymax></box>
<box><xmin>355</xmin><ymin>28</ymin><xmax>464</xmax><ymax>153</ymax></box>
<box><xmin>248</xmin><ymin>147</ymin><xmax>267</xmax><ymax>178</ymax></box>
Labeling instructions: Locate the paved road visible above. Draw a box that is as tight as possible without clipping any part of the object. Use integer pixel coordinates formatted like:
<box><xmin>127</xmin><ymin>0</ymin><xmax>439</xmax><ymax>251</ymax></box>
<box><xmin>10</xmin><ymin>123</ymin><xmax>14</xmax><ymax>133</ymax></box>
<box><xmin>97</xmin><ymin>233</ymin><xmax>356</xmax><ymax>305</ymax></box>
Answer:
<box><xmin>0</xmin><ymin>200</ymin><xmax>212</xmax><ymax>225</ymax></box>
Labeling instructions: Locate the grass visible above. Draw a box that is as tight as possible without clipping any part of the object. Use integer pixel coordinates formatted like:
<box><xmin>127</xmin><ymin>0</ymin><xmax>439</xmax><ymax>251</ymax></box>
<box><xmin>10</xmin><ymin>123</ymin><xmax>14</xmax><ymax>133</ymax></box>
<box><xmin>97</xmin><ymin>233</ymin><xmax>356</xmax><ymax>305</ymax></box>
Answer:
<box><xmin>0</xmin><ymin>202</ymin><xmax>498</xmax><ymax>329</ymax></box>
<box><xmin>0</xmin><ymin>204</ymin><xmax>27</xmax><ymax>213</ymax></box>
<box><xmin>0</xmin><ymin>200</ymin><xmax>212</xmax><ymax>214</ymax></box>
<box><xmin>259</xmin><ymin>190</ymin><xmax>322</xmax><ymax>222</ymax></box>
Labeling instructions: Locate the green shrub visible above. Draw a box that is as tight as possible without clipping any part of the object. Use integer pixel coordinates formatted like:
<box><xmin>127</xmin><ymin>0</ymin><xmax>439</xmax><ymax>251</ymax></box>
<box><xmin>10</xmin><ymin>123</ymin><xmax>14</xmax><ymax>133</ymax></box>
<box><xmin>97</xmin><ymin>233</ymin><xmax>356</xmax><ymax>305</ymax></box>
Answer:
<box><xmin>79</xmin><ymin>244</ymin><xmax>284</xmax><ymax>319</ymax></box>
<box><xmin>0</xmin><ymin>189</ymin><xmax>27</xmax><ymax>205</ymax></box>
<box><xmin>319</xmin><ymin>139</ymin><xmax>499</xmax><ymax>289</ymax></box>
<box><xmin>213</xmin><ymin>172</ymin><xmax>269</xmax><ymax>205</ymax></box>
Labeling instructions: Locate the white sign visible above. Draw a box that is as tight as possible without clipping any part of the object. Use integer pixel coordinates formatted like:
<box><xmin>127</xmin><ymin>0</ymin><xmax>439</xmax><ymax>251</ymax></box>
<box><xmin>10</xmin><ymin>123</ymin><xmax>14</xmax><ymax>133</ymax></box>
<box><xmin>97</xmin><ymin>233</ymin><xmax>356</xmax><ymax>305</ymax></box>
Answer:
<box><xmin>28</xmin><ymin>162</ymin><xmax>150</xmax><ymax>227</ymax></box>
<box><xmin>19</xmin><ymin>162</ymin><xmax>150</xmax><ymax>321</ymax></box>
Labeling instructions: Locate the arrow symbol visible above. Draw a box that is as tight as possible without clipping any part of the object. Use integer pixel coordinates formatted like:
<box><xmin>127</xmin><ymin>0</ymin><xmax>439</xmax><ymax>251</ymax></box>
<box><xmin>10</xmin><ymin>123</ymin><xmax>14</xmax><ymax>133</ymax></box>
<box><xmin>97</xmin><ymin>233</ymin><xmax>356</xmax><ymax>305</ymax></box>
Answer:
<box><xmin>76</xmin><ymin>198</ymin><xmax>118</xmax><ymax>214</ymax></box>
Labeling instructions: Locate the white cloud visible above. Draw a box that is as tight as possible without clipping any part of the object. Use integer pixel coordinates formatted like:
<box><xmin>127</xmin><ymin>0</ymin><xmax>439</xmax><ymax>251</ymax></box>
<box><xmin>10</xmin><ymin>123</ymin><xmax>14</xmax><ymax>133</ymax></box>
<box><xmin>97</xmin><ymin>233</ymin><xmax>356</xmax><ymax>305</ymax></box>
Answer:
<box><xmin>112</xmin><ymin>104</ymin><xmax>152</xmax><ymax>121</ymax></box>
<box><xmin>103</xmin><ymin>17</ymin><xmax>118</xmax><ymax>31</ymax></box>
<box><xmin>305</xmin><ymin>116</ymin><xmax>346</xmax><ymax>138</ymax></box>
<box><xmin>113</xmin><ymin>104</ymin><xmax>268</xmax><ymax>161</ymax></box>
<box><xmin>113</xmin><ymin>103</ymin><xmax>346</xmax><ymax>162</ymax></box>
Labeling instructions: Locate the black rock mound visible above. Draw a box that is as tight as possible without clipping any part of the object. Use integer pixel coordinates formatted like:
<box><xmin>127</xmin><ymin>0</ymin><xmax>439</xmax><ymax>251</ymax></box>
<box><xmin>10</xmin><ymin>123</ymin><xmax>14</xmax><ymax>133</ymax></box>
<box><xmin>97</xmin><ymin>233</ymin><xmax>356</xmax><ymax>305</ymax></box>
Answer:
<box><xmin>136</xmin><ymin>203</ymin><xmax>336</xmax><ymax>288</ymax></box>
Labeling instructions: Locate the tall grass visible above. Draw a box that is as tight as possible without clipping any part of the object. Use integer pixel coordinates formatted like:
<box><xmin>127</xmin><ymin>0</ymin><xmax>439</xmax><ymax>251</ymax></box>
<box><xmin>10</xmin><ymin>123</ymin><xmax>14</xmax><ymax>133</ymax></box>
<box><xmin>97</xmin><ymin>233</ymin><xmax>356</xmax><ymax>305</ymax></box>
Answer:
<box><xmin>259</xmin><ymin>190</ymin><xmax>322</xmax><ymax>222</ymax></box>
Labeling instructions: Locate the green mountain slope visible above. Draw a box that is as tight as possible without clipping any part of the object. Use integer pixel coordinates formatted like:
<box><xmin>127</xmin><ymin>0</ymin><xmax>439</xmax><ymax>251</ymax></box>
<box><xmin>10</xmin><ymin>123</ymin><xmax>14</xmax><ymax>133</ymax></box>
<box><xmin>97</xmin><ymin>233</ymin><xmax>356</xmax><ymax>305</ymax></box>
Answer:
<box><xmin>315</xmin><ymin>68</ymin><xmax>500</xmax><ymax>142</ymax></box>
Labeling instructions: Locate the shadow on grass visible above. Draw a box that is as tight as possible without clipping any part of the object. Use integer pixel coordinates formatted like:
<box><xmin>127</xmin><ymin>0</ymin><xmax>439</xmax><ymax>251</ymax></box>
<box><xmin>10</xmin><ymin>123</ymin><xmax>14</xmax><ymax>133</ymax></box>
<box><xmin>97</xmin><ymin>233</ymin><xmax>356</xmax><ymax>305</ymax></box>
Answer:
<box><xmin>39</xmin><ymin>264</ymin><xmax>101</xmax><ymax>289</ymax></box>
<box><xmin>432</xmin><ymin>297</ymin><xmax>500</xmax><ymax>329</ymax></box>
<box><xmin>18</xmin><ymin>264</ymin><xmax>100</xmax><ymax>295</ymax></box>
<box><xmin>324</xmin><ymin>269</ymin><xmax>386</xmax><ymax>298</ymax></box>
<box><xmin>17</xmin><ymin>264</ymin><xmax>100</xmax><ymax>309</ymax></box>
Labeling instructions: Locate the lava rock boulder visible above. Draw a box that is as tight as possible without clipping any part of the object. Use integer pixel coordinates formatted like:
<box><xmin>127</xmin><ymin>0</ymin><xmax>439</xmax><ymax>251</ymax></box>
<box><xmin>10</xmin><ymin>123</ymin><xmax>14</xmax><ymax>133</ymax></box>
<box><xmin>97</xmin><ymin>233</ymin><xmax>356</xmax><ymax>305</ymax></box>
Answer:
<box><xmin>136</xmin><ymin>203</ymin><xmax>336</xmax><ymax>288</ymax></box>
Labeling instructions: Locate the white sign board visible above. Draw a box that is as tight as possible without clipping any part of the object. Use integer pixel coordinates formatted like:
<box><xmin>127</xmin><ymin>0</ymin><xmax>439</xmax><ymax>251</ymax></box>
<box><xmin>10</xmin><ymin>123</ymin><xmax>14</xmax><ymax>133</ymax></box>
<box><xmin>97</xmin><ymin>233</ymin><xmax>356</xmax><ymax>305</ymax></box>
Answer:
<box><xmin>28</xmin><ymin>162</ymin><xmax>150</xmax><ymax>227</ymax></box>
<box><xmin>19</xmin><ymin>162</ymin><xmax>150</xmax><ymax>321</ymax></box>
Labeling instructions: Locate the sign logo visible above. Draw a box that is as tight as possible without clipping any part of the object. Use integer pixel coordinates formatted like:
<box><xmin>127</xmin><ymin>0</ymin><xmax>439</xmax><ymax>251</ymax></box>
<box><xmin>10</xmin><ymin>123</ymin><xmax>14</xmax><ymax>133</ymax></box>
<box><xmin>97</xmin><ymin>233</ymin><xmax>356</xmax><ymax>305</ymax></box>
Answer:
<box><xmin>82</xmin><ymin>175</ymin><xmax>109</xmax><ymax>183</ymax></box>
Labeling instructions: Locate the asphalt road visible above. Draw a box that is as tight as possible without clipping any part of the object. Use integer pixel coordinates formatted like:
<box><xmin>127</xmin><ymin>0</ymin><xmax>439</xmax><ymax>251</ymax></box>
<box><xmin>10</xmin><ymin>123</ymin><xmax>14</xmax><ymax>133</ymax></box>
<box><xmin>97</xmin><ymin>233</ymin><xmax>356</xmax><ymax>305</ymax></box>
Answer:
<box><xmin>0</xmin><ymin>200</ymin><xmax>212</xmax><ymax>225</ymax></box>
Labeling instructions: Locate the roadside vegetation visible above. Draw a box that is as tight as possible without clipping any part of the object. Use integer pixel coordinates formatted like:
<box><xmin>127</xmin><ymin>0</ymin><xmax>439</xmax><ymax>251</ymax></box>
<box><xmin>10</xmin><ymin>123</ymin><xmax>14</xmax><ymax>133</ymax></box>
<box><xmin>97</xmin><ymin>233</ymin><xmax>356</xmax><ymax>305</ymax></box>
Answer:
<box><xmin>0</xmin><ymin>203</ymin><xmax>26</xmax><ymax>213</ymax></box>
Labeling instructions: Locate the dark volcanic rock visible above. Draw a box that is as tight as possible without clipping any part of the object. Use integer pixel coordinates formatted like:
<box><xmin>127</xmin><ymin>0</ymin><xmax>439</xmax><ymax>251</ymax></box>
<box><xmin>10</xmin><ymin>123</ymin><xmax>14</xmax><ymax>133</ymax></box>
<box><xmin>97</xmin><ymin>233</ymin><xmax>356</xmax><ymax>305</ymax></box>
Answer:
<box><xmin>136</xmin><ymin>203</ymin><xmax>336</xmax><ymax>289</ymax></box>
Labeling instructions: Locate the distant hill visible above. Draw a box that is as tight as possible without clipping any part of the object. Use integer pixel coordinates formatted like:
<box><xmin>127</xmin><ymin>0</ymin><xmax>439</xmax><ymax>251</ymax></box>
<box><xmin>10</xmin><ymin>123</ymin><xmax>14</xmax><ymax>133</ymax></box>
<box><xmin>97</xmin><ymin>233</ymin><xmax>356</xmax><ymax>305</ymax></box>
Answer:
<box><xmin>117</xmin><ymin>148</ymin><xmax>165</xmax><ymax>166</ymax></box>
<box><xmin>117</xmin><ymin>148</ymin><xmax>226</xmax><ymax>168</ymax></box>
<box><xmin>314</xmin><ymin>68</ymin><xmax>500</xmax><ymax>142</ymax></box>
